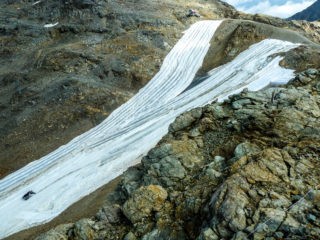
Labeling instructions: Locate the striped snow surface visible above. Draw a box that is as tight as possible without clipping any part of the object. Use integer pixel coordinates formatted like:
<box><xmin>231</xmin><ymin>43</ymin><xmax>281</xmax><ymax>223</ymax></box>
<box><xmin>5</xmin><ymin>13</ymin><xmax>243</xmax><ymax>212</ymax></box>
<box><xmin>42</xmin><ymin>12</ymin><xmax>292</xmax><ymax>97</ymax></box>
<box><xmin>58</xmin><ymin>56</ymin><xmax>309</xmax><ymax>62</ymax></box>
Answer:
<box><xmin>0</xmin><ymin>19</ymin><xmax>299</xmax><ymax>238</ymax></box>
<box><xmin>0</xmin><ymin>20</ymin><xmax>222</xmax><ymax>238</ymax></box>
<box><xmin>0</xmin><ymin>20</ymin><xmax>222</xmax><ymax>195</ymax></box>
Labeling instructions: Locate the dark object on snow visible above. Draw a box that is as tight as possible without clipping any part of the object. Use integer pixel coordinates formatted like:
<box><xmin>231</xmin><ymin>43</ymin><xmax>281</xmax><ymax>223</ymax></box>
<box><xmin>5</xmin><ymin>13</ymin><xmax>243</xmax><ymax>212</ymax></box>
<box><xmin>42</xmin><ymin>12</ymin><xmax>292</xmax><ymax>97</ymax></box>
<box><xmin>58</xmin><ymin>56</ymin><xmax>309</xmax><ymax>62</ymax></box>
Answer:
<box><xmin>187</xmin><ymin>9</ymin><xmax>200</xmax><ymax>18</ymax></box>
<box><xmin>22</xmin><ymin>190</ymin><xmax>36</xmax><ymax>200</ymax></box>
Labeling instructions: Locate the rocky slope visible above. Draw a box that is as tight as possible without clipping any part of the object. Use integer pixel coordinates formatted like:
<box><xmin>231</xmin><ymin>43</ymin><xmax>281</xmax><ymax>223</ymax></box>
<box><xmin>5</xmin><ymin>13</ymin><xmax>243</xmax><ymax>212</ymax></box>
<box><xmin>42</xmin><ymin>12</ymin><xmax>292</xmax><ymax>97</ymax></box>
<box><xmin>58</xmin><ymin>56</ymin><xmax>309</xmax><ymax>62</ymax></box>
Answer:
<box><xmin>1</xmin><ymin>0</ymin><xmax>320</xmax><ymax>178</ymax></box>
<box><xmin>288</xmin><ymin>0</ymin><xmax>320</xmax><ymax>21</ymax></box>
<box><xmin>25</xmin><ymin>18</ymin><xmax>320</xmax><ymax>240</ymax></box>
<box><xmin>0</xmin><ymin>0</ymin><xmax>240</xmax><ymax>177</ymax></box>
<box><xmin>34</xmin><ymin>69</ymin><xmax>320</xmax><ymax>240</ymax></box>
<box><xmin>1</xmin><ymin>0</ymin><xmax>320</xmax><ymax>239</ymax></box>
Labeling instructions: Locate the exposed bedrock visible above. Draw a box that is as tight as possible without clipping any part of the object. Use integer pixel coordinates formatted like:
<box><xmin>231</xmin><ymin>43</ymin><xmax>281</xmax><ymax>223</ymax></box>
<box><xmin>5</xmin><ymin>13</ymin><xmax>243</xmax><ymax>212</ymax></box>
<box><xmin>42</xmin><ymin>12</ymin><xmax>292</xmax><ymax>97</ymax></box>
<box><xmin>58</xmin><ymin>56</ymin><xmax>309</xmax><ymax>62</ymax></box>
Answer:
<box><xmin>35</xmin><ymin>69</ymin><xmax>320</xmax><ymax>239</ymax></box>
<box><xmin>1</xmin><ymin>0</ymin><xmax>320</xmax><ymax>239</ymax></box>
<box><xmin>1</xmin><ymin>0</ymin><xmax>319</xmax><ymax>178</ymax></box>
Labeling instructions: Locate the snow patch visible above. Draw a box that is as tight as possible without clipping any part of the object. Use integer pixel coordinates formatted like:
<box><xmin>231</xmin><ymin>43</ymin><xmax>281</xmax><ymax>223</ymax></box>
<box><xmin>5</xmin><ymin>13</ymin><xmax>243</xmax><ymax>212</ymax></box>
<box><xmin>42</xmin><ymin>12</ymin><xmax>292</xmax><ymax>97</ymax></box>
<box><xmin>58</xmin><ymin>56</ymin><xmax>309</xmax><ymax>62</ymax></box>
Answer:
<box><xmin>44</xmin><ymin>22</ymin><xmax>59</xmax><ymax>28</ymax></box>
<box><xmin>0</xmin><ymin>20</ymin><xmax>299</xmax><ymax>239</ymax></box>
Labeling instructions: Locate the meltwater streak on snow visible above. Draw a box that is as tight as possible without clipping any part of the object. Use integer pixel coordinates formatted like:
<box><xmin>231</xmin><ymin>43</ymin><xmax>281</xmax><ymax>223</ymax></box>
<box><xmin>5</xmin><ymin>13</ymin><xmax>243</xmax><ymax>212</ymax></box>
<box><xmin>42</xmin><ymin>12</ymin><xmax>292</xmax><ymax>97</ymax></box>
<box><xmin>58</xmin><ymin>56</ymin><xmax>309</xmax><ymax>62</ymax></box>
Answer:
<box><xmin>0</xmin><ymin>20</ymin><xmax>222</xmax><ymax>238</ymax></box>
<box><xmin>0</xmin><ymin>38</ymin><xmax>299</xmax><ymax>239</ymax></box>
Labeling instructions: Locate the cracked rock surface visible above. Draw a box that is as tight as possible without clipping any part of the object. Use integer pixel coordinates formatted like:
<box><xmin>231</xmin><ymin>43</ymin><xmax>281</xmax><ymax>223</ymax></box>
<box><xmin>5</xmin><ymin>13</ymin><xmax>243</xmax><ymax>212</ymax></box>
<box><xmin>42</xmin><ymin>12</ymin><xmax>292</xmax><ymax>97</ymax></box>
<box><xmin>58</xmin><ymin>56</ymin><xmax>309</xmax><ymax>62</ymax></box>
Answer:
<box><xmin>35</xmin><ymin>69</ymin><xmax>320</xmax><ymax>240</ymax></box>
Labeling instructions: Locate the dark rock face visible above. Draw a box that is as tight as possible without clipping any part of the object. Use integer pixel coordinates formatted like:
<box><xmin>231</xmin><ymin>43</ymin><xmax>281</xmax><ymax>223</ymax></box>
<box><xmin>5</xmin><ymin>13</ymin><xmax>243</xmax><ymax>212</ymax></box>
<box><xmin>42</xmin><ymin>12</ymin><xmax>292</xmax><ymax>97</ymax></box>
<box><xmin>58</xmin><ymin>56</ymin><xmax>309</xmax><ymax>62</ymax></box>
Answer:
<box><xmin>288</xmin><ymin>0</ymin><xmax>320</xmax><ymax>21</ymax></box>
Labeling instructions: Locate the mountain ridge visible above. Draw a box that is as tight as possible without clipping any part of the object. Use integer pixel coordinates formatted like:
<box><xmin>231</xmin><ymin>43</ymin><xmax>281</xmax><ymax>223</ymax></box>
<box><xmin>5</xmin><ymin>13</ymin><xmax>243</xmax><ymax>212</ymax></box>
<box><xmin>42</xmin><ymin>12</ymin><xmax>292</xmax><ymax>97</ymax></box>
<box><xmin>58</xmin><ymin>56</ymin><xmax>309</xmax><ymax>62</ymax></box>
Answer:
<box><xmin>288</xmin><ymin>0</ymin><xmax>320</xmax><ymax>21</ymax></box>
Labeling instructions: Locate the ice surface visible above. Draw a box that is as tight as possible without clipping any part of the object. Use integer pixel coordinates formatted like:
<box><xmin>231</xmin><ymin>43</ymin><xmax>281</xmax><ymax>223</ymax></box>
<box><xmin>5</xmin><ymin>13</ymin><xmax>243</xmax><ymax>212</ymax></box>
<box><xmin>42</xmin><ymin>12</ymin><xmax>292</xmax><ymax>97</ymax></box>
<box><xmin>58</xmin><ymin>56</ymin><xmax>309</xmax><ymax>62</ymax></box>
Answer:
<box><xmin>0</xmin><ymin>20</ymin><xmax>299</xmax><ymax>239</ymax></box>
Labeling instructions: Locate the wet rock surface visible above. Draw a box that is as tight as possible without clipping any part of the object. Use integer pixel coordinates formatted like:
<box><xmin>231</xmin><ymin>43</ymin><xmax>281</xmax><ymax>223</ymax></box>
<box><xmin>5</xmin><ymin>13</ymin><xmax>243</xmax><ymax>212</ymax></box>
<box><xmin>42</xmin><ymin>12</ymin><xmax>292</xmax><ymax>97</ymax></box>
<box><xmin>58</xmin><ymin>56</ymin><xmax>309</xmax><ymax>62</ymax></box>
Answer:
<box><xmin>36</xmin><ymin>69</ymin><xmax>320</xmax><ymax>239</ymax></box>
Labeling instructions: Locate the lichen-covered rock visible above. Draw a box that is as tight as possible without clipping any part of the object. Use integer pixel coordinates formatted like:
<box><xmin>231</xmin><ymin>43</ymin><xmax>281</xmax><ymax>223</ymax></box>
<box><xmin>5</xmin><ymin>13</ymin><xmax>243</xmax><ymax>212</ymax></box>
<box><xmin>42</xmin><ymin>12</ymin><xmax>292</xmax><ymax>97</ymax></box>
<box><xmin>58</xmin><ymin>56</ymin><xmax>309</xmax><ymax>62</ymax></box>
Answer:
<box><xmin>124</xmin><ymin>232</ymin><xmax>137</xmax><ymax>240</ymax></box>
<box><xmin>34</xmin><ymin>60</ymin><xmax>320</xmax><ymax>240</ymax></box>
<box><xmin>197</xmin><ymin>228</ymin><xmax>219</xmax><ymax>240</ymax></box>
<box><xmin>233</xmin><ymin>142</ymin><xmax>261</xmax><ymax>159</ymax></box>
<box><xmin>95</xmin><ymin>204</ymin><xmax>121</xmax><ymax>224</ymax></box>
<box><xmin>35</xmin><ymin>223</ymin><xmax>73</xmax><ymax>240</ymax></box>
<box><xmin>73</xmin><ymin>219</ymin><xmax>95</xmax><ymax>240</ymax></box>
<box><xmin>147</xmin><ymin>156</ymin><xmax>186</xmax><ymax>187</ymax></box>
<box><xmin>122</xmin><ymin>185</ymin><xmax>168</xmax><ymax>224</ymax></box>
<box><xmin>169</xmin><ymin>108</ymin><xmax>203</xmax><ymax>132</ymax></box>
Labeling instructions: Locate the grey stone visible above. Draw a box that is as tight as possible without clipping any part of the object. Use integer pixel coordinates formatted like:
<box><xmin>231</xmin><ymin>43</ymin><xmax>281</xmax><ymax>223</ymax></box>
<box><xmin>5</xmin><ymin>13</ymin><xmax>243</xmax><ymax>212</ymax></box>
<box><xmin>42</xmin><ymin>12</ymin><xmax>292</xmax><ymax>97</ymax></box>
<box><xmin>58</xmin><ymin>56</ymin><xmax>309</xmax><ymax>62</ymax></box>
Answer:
<box><xmin>248</xmin><ymin>189</ymin><xmax>258</xmax><ymax>200</ymax></box>
<box><xmin>204</xmin><ymin>168</ymin><xmax>222</xmax><ymax>182</ymax></box>
<box><xmin>189</xmin><ymin>127</ymin><xmax>201</xmax><ymax>137</ymax></box>
<box><xmin>197</xmin><ymin>228</ymin><xmax>219</xmax><ymax>240</ymax></box>
<box><xmin>190</xmin><ymin>107</ymin><xmax>203</xmax><ymax>119</ymax></box>
<box><xmin>142</xmin><ymin>228</ymin><xmax>186</xmax><ymax>240</ymax></box>
<box><xmin>227</xmin><ymin>119</ymin><xmax>242</xmax><ymax>131</ymax></box>
<box><xmin>141</xmin><ymin>229</ymin><xmax>161</xmax><ymax>240</ymax></box>
<box><xmin>208</xmin><ymin>105</ymin><xmax>229</xmax><ymax>119</ymax></box>
<box><xmin>170</xmin><ymin>112</ymin><xmax>196</xmax><ymax>132</ymax></box>
<box><xmin>151</xmin><ymin>156</ymin><xmax>186</xmax><ymax>180</ymax></box>
<box><xmin>306</xmin><ymin>68</ymin><xmax>318</xmax><ymax>76</ymax></box>
<box><xmin>73</xmin><ymin>219</ymin><xmax>95</xmax><ymax>240</ymax></box>
<box><xmin>148</xmin><ymin>144</ymin><xmax>173</xmax><ymax>159</ymax></box>
<box><xmin>234</xmin><ymin>142</ymin><xmax>260</xmax><ymax>159</ymax></box>
<box><xmin>253</xmin><ymin>232</ymin><xmax>266</xmax><ymax>240</ymax></box>
<box><xmin>122</xmin><ymin>167</ymin><xmax>143</xmax><ymax>195</ymax></box>
<box><xmin>258</xmin><ymin>190</ymin><xmax>266</xmax><ymax>196</ymax></box>
<box><xmin>35</xmin><ymin>224</ymin><xmax>73</xmax><ymax>240</ymax></box>
<box><xmin>231</xmin><ymin>231</ymin><xmax>248</xmax><ymax>240</ymax></box>
<box><xmin>280</xmin><ymin>215</ymin><xmax>301</xmax><ymax>233</ymax></box>
<box><xmin>232</xmin><ymin>99</ymin><xmax>252</xmax><ymax>110</ymax></box>
<box><xmin>269</xmin><ymin>191</ymin><xmax>291</xmax><ymax>208</ymax></box>
<box><xmin>207</xmin><ymin>156</ymin><xmax>225</xmax><ymax>171</ymax></box>
<box><xmin>95</xmin><ymin>205</ymin><xmax>121</xmax><ymax>223</ymax></box>
<box><xmin>297</xmin><ymin>74</ymin><xmax>312</xmax><ymax>84</ymax></box>
<box><xmin>307</xmin><ymin>214</ymin><xmax>317</xmax><ymax>222</ymax></box>
<box><xmin>260</xmin><ymin>208</ymin><xmax>286</xmax><ymax>232</ymax></box>
<box><xmin>255</xmin><ymin>222</ymin><xmax>269</xmax><ymax>232</ymax></box>
<box><xmin>274</xmin><ymin>232</ymin><xmax>284</xmax><ymax>238</ymax></box>
<box><xmin>124</xmin><ymin>232</ymin><xmax>137</xmax><ymax>240</ymax></box>
<box><xmin>212</xmin><ymin>185</ymin><xmax>249</xmax><ymax>232</ymax></box>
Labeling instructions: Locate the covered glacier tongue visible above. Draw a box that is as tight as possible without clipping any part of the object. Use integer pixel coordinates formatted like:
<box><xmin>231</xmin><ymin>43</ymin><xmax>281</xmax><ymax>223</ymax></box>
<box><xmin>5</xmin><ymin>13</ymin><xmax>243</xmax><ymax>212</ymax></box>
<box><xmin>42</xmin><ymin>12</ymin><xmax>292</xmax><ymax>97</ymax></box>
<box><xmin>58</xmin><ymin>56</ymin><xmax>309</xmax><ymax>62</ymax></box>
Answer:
<box><xmin>0</xmin><ymin>20</ymin><xmax>299</xmax><ymax>239</ymax></box>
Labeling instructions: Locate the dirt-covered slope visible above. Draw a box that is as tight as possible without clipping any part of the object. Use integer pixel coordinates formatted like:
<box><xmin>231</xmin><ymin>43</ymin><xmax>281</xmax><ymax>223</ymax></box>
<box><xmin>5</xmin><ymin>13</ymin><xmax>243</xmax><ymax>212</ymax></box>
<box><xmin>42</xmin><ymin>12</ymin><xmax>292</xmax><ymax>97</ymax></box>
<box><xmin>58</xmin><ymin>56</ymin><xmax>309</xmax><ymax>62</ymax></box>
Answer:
<box><xmin>1</xmin><ymin>0</ymin><xmax>319</xmax><ymax>178</ymax></box>
<box><xmin>14</xmin><ymin>19</ymin><xmax>320</xmax><ymax>240</ymax></box>
<box><xmin>0</xmin><ymin>0</ymin><xmax>237</xmax><ymax>178</ymax></box>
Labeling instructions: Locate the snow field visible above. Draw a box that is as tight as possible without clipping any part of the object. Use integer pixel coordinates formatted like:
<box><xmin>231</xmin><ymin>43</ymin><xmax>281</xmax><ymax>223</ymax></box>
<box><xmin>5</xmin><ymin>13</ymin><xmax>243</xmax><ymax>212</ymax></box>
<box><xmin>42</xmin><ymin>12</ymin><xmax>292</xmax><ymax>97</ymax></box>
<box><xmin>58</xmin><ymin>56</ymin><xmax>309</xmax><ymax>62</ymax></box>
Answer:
<box><xmin>0</xmin><ymin>20</ymin><xmax>300</xmax><ymax>239</ymax></box>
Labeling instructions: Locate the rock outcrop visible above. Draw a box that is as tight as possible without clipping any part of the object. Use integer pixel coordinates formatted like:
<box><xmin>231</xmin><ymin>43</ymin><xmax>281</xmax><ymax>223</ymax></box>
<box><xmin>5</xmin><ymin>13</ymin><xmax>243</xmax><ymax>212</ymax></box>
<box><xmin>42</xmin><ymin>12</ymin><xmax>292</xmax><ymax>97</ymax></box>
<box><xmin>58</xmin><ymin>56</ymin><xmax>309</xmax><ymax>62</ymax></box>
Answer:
<box><xmin>0</xmin><ymin>0</ymin><xmax>238</xmax><ymax>177</ymax></box>
<box><xmin>2</xmin><ymin>1</ymin><xmax>320</xmax><ymax>239</ymax></box>
<box><xmin>35</xmin><ymin>68</ymin><xmax>320</xmax><ymax>239</ymax></box>
<box><xmin>2</xmin><ymin>0</ymin><xmax>320</xmax><ymax>179</ymax></box>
